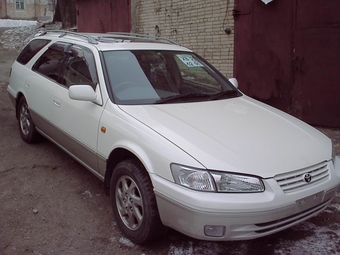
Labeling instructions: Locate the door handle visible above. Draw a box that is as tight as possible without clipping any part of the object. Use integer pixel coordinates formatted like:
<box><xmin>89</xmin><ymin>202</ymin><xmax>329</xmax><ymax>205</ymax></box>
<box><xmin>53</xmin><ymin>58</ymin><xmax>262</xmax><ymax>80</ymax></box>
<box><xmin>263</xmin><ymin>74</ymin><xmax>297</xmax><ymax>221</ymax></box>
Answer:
<box><xmin>53</xmin><ymin>99</ymin><xmax>60</xmax><ymax>107</ymax></box>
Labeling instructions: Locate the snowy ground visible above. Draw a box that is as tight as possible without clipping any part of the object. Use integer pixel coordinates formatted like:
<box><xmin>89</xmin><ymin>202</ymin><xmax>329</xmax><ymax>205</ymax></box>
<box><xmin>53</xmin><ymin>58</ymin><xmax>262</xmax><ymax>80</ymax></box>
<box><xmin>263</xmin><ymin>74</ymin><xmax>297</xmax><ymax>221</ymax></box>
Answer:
<box><xmin>0</xmin><ymin>19</ymin><xmax>37</xmax><ymax>27</ymax></box>
<box><xmin>0</xmin><ymin>19</ymin><xmax>61</xmax><ymax>51</ymax></box>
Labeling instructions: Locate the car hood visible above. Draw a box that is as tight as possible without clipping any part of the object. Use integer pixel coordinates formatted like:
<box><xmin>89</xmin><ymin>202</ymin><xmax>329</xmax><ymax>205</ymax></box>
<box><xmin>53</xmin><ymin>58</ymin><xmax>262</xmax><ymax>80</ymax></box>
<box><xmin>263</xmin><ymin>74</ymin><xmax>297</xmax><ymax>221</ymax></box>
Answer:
<box><xmin>119</xmin><ymin>96</ymin><xmax>331</xmax><ymax>178</ymax></box>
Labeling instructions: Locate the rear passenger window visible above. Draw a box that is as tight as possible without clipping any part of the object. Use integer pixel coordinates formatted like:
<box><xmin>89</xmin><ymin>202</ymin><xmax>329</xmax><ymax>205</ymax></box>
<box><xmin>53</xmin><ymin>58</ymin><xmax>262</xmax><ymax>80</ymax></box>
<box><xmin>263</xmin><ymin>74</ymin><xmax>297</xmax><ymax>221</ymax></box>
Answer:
<box><xmin>17</xmin><ymin>39</ymin><xmax>51</xmax><ymax>65</ymax></box>
<box><xmin>32</xmin><ymin>43</ymin><xmax>68</xmax><ymax>83</ymax></box>
<box><xmin>32</xmin><ymin>43</ymin><xmax>98</xmax><ymax>88</ymax></box>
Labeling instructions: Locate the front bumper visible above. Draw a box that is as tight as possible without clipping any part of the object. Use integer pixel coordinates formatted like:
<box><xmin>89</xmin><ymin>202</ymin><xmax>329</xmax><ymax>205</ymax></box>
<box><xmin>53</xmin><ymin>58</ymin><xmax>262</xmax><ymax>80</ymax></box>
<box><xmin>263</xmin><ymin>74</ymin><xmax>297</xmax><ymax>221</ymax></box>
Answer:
<box><xmin>152</xmin><ymin>158</ymin><xmax>340</xmax><ymax>241</ymax></box>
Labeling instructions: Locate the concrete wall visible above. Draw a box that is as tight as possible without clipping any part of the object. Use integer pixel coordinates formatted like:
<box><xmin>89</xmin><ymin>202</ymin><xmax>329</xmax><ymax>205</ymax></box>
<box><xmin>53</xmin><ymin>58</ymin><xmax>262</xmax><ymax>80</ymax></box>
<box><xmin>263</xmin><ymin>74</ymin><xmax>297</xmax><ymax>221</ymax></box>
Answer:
<box><xmin>0</xmin><ymin>0</ymin><xmax>54</xmax><ymax>20</ymax></box>
<box><xmin>132</xmin><ymin>0</ymin><xmax>235</xmax><ymax>77</ymax></box>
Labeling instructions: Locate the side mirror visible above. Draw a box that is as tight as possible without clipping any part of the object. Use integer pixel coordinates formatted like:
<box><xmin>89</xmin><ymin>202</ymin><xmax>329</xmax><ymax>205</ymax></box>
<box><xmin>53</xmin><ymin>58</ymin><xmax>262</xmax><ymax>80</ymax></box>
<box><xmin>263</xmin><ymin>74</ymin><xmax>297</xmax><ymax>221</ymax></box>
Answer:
<box><xmin>228</xmin><ymin>78</ymin><xmax>238</xmax><ymax>88</ymax></box>
<box><xmin>69</xmin><ymin>85</ymin><xmax>97</xmax><ymax>102</ymax></box>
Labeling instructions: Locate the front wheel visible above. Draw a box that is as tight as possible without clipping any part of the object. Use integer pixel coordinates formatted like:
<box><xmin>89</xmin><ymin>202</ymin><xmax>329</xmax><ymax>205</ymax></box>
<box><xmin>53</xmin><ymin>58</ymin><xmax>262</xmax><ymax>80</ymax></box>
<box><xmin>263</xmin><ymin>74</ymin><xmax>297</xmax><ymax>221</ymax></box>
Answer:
<box><xmin>17</xmin><ymin>97</ymin><xmax>40</xmax><ymax>143</ymax></box>
<box><xmin>110</xmin><ymin>159</ymin><xmax>167</xmax><ymax>244</ymax></box>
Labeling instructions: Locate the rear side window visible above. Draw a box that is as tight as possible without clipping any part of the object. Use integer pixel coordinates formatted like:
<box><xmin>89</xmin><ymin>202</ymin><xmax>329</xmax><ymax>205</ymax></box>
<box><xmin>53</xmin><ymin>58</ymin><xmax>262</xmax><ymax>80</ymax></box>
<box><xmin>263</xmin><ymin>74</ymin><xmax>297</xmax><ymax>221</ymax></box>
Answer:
<box><xmin>32</xmin><ymin>42</ymin><xmax>98</xmax><ymax>88</ymax></box>
<box><xmin>17</xmin><ymin>39</ymin><xmax>51</xmax><ymax>65</ymax></box>
<box><xmin>32</xmin><ymin>43</ymin><xmax>68</xmax><ymax>83</ymax></box>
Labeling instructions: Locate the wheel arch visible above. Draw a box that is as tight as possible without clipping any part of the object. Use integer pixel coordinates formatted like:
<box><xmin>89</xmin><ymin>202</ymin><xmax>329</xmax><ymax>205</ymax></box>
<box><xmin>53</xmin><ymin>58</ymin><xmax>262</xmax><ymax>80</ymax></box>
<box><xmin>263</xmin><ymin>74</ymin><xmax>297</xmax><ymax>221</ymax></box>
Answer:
<box><xmin>104</xmin><ymin>148</ymin><xmax>146</xmax><ymax>194</ymax></box>
<box><xmin>15</xmin><ymin>92</ymin><xmax>25</xmax><ymax>119</ymax></box>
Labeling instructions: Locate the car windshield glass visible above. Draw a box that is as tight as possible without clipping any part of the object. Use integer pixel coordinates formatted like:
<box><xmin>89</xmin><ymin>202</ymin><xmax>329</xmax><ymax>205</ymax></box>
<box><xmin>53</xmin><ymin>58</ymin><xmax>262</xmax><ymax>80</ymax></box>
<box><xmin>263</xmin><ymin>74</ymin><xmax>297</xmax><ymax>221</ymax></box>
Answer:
<box><xmin>102</xmin><ymin>50</ymin><xmax>241</xmax><ymax>105</ymax></box>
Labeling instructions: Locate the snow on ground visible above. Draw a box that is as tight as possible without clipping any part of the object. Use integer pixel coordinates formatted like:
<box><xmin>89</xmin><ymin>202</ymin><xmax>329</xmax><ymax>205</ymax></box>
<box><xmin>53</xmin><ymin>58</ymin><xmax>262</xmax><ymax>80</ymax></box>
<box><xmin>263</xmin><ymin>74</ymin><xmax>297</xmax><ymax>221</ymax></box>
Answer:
<box><xmin>0</xmin><ymin>19</ymin><xmax>61</xmax><ymax>51</ymax></box>
<box><xmin>0</xmin><ymin>19</ymin><xmax>37</xmax><ymax>27</ymax></box>
<box><xmin>0</xmin><ymin>25</ymin><xmax>38</xmax><ymax>50</ymax></box>
<box><xmin>274</xmin><ymin>222</ymin><xmax>340</xmax><ymax>255</ymax></box>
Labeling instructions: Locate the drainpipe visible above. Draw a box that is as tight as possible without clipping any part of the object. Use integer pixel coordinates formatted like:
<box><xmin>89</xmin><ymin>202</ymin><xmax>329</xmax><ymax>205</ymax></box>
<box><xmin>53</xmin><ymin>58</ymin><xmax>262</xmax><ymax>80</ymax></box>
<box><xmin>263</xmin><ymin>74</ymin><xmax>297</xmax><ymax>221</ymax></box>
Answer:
<box><xmin>34</xmin><ymin>0</ymin><xmax>39</xmax><ymax>20</ymax></box>
<box><xmin>131</xmin><ymin>0</ymin><xmax>136</xmax><ymax>33</ymax></box>
<box><xmin>5</xmin><ymin>0</ymin><xmax>8</xmax><ymax>18</ymax></box>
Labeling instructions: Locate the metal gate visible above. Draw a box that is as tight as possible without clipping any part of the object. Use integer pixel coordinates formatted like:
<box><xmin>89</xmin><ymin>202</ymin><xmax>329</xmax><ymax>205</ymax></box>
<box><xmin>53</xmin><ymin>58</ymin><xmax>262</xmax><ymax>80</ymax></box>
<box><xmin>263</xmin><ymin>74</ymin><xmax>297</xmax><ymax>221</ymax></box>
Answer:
<box><xmin>234</xmin><ymin>0</ymin><xmax>340</xmax><ymax>128</ymax></box>
<box><xmin>76</xmin><ymin>0</ymin><xmax>131</xmax><ymax>33</ymax></box>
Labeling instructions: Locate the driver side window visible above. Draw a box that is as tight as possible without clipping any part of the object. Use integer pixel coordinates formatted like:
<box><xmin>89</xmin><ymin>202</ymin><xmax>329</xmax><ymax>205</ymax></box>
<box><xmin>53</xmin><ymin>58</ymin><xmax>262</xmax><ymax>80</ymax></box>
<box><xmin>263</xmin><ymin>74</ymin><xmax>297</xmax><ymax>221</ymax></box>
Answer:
<box><xmin>62</xmin><ymin>45</ymin><xmax>98</xmax><ymax>90</ymax></box>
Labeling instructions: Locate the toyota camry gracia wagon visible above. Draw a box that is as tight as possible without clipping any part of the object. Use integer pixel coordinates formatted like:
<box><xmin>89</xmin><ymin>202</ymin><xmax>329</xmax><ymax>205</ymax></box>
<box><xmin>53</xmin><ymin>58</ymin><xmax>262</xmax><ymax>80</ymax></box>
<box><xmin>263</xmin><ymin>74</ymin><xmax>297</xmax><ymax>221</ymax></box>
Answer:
<box><xmin>7</xmin><ymin>31</ymin><xmax>340</xmax><ymax>244</ymax></box>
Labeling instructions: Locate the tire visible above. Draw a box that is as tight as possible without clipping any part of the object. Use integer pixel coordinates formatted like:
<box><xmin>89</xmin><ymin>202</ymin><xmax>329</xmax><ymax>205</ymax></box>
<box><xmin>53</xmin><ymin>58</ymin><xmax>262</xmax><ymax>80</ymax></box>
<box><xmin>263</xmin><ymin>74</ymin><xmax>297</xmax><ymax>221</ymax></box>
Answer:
<box><xmin>110</xmin><ymin>159</ymin><xmax>167</xmax><ymax>244</ymax></box>
<box><xmin>17</xmin><ymin>97</ymin><xmax>40</xmax><ymax>143</ymax></box>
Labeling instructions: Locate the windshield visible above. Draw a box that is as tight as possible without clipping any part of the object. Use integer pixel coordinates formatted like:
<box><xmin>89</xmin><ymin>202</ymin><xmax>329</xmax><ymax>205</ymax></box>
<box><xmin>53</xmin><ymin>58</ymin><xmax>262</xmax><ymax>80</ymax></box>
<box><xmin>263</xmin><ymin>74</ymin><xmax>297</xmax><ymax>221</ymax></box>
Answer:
<box><xmin>102</xmin><ymin>50</ymin><xmax>241</xmax><ymax>104</ymax></box>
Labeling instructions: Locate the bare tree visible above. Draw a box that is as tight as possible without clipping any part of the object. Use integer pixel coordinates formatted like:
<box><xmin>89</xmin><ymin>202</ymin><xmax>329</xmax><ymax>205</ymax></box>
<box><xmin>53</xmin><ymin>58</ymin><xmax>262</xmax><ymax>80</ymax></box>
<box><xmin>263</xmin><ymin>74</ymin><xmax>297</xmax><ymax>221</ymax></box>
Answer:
<box><xmin>53</xmin><ymin>0</ymin><xmax>77</xmax><ymax>29</ymax></box>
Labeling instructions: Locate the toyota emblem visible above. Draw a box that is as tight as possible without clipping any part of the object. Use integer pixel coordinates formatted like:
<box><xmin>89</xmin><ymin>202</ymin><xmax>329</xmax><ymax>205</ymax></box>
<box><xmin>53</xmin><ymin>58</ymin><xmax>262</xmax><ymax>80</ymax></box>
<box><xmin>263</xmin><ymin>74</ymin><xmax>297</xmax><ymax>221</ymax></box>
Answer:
<box><xmin>303</xmin><ymin>173</ymin><xmax>312</xmax><ymax>183</ymax></box>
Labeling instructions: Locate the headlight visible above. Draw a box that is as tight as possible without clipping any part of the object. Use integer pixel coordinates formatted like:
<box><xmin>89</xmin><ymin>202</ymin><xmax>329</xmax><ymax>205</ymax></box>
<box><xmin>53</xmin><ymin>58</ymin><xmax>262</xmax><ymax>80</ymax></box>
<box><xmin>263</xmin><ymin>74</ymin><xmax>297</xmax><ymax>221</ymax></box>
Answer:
<box><xmin>171</xmin><ymin>164</ymin><xmax>215</xmax><ymax>191</ymax></box>
<box><xmin>210</xmin><ymin>171</ymin><xmax>264</xmax><ymax>192</ymax></box>
<box><xmin>171</xmin><ymin>164</ymin><xmax>264</xmax><ymax>193</ymax></box>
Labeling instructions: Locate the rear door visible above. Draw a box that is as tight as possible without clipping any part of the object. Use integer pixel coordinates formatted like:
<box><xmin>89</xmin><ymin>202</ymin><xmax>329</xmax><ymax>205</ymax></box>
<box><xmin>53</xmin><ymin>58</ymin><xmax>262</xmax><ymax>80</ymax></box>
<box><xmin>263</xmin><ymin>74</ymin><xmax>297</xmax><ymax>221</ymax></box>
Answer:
<box><xmin>29</xmin><ymin>42</ymin><xmax>68</xmax><ymax>135</ymax></box>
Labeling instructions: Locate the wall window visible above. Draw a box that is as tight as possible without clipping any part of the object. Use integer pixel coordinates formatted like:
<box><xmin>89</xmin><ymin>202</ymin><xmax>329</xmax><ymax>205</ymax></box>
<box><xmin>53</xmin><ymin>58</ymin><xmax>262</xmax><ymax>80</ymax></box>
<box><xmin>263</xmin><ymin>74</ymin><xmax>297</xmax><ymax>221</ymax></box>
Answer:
<box><xmin>16</xmin><ymin>0</ymin><xmax>25</xmax><ymax>10</ymax></box>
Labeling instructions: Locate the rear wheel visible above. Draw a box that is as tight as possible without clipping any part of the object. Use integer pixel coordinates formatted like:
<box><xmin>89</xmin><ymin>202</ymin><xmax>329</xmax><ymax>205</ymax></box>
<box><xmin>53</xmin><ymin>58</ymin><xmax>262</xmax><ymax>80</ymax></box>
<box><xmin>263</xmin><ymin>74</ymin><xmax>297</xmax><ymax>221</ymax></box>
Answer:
<box><xmin>18</xmin><ymin>97</ymin><xmax>40</xmax><ymax>143</ymax></box>
<box><xmin>110</xmin><ymin>159</ymin><xmax>167</xmax><ymax>244</ymax></box>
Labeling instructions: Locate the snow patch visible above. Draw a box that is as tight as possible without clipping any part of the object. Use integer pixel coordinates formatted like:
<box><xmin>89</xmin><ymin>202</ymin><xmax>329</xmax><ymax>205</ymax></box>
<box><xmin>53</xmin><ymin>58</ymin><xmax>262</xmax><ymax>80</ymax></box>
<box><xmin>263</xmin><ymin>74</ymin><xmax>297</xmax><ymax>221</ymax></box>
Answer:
<box><xmin>0</xmin><ymin>19</ymin><xmax>61</xmax><ymax>51</ymax></box>
<box><xmin>119</xmin><ymin>237</ymin><xmax>135</xmax><ymax>248</ymax></box>
<box><xmin>82</xmin><ymin>190</ymin><xmax>92</xmax><ymax>198</ymax></box>
<box><xmin>168</xmin><ymin>241</ymin><xmax>246</xmax><ymax>255</ymax></box>
<box><xmin>0</xmin><ymin>25</ymin><xmax>39</xmax><ymax>50</ymax></box>
<box><xmin>273</xmin><ymin>222</ymin><xmax>340</xmax><ymax>255</ymax></box>
<box><xmin>0</xmin><ymin>19</ymin><xmax>37</xmax><ymax>27</ymax></box>
<box><xmin>325</xmin><ymin>203</ymin><xmax>340</xmax><ymax>212</ymax></box>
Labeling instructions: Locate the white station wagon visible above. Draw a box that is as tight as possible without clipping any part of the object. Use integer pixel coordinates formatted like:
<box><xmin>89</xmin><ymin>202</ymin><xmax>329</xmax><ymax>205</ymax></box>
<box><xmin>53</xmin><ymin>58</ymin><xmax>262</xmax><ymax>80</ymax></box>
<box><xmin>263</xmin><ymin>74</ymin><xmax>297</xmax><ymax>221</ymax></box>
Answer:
<box><xmin>7</xmin><ymin>31</ymin><xmax>340</xmax><ymax>244</ymax></box>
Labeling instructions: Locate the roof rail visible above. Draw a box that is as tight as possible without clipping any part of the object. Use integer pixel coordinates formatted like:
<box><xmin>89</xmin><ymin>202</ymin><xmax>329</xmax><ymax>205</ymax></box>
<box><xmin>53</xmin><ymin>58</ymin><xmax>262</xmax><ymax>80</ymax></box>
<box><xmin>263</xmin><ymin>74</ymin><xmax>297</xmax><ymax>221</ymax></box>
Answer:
<box><xmin>105</xmin><ymin>32</ymin><xmax>180</xmax><ymax>45</ymax></box>
<box><xmin>35</xmin><ymin>30</ymin><xmax>98</xmax><ymax>44</ymax></box>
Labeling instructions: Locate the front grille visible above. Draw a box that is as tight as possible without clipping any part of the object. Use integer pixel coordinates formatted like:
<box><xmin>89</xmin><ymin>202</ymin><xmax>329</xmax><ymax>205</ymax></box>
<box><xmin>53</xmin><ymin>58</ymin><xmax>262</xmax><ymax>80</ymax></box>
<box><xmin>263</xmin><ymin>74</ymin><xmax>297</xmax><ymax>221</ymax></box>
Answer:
<box><xmin>274</xmin><ymin>162</ymin><xmax>329</xmax><ymax>193</ymax></box>
<box><xmin>255</xmin><ymin>199</ymin><xmax>331</xmax><ymax>233</ymax></box>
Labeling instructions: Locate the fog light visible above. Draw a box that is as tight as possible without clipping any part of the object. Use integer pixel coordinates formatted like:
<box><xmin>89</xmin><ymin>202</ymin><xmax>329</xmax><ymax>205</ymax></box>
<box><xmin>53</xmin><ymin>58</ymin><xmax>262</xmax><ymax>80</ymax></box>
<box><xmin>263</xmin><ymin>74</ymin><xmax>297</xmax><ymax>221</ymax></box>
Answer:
<box><xmin>204</xmin><ymin>225</ymin><xmax>225</xmax><ymax>237</ymax></box>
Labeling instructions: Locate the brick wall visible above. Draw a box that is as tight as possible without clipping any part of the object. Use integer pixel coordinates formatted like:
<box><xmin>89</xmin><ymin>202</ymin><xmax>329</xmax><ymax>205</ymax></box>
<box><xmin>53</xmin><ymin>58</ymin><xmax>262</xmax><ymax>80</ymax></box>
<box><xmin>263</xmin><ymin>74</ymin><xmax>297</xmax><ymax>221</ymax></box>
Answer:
<box><xmin>132</xmin><ymin>0</ymin><xmax>235</xmax><ymax>77</ymax></box>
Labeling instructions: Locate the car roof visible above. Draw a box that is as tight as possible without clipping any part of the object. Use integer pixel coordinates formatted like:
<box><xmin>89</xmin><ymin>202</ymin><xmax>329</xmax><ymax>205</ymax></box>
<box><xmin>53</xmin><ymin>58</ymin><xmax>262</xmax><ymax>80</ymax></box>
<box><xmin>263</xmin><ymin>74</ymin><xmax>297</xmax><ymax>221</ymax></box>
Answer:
<box><xmin>33</xmin><ymin>30</ymin><xmax>192</xmax><ymax>52</ymax></box>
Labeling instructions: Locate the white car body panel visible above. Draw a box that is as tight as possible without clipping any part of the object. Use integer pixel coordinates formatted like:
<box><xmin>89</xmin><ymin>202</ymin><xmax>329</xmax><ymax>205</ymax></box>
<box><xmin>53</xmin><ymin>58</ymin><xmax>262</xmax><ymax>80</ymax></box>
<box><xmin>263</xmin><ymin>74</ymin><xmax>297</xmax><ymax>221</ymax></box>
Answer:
<box><xmin>119</xmin><ymin>95</ymin><xmax>331</xmax><ymax>178</ymax></box>
<box><xmin>97</xmin><ymin>102</ymin><xmax>203</xmax><ymax>180</ymax></box>
<box><xmin>26</xmin><ymin>74</ymin><xmax>55</xmax><ymax>122</ymax></box>
<box><xmin>50</xmin><ymin>84</ymin><xmax>103</xmax><ymax>168</ymax></box>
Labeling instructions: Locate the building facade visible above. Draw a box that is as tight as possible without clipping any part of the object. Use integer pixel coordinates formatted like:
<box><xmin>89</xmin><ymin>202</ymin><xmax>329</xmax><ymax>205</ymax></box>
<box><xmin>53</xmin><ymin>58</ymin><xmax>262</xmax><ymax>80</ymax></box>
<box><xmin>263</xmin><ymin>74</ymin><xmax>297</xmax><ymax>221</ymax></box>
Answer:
<box><xmin>0</xmin><ymin>0</ymin><xmax>55</xmax><ymax>20</ymax></box>
<box><xmin>70</xmin><ymin>0</ymin><xmax>340</xmax><ymax>128</ymax></box>
<box><xmin>132</xmin><ymin>0</ymin><xmax>235</xmax><ymax>78</ymax></box>
<box><xmin>75</xmin><ymin>0</ymin><xmax>234</xmax><ymax>78</ymax></box>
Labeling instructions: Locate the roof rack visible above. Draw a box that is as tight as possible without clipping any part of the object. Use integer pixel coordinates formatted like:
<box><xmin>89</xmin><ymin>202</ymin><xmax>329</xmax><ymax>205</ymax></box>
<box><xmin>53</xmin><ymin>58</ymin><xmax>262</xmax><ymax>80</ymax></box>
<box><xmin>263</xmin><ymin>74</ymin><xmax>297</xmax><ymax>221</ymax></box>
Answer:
<box><xmin>34</xmin><ymin>30</ymin><xmax>180</xmax><ymax>46</ymax></box>
<box><xmin>105</xmin><ymin>32</ymin><xmax>180</xmax><ymax>45</ymax></box>
<box><xmin>35</xmin><ymin>30</ymin><xmax>98</xmax><ymax>44</ymax></box>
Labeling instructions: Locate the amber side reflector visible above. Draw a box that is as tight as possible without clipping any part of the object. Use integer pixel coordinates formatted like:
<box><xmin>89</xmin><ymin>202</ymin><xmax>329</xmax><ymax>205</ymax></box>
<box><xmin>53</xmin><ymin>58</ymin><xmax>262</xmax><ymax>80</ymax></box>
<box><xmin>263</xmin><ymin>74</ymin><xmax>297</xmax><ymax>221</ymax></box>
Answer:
<box><xmin>101</xmin><ymin>126</ymin><xmax>106</xmax><ymax>133</ymax></box>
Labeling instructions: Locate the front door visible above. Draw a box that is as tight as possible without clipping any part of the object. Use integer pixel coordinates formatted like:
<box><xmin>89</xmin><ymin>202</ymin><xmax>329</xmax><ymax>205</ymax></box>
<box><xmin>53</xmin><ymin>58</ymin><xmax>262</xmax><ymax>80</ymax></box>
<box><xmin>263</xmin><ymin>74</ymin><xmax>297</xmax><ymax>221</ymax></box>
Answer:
<box><xmin>51</xmin><ymin>44</ymin><xmax>103</xmax><ymax>174</ymax></box>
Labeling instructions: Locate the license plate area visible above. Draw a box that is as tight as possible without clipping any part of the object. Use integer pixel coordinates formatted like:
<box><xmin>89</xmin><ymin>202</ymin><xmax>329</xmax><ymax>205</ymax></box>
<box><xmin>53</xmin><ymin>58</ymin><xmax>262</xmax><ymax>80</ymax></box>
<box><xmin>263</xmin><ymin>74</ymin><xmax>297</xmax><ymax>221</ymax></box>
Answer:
<box><xmin>296</xmin><ymin>191</ymin><xmax>324</xmax><ymax>211</ymax></box>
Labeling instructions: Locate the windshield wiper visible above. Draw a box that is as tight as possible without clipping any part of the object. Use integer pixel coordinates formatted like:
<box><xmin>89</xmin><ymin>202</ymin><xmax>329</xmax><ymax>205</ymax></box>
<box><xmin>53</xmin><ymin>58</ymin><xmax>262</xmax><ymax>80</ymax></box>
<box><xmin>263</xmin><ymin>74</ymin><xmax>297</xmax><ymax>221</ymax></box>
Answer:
<box><xmin>154</xmin><ymin>93</ymin><xmax>211</xmax><ymax>104</ymax></box>
<box><xmin>209</xmin><ymin>90</ymin><xmax>240</xmax><ymax>100</ymax></box>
